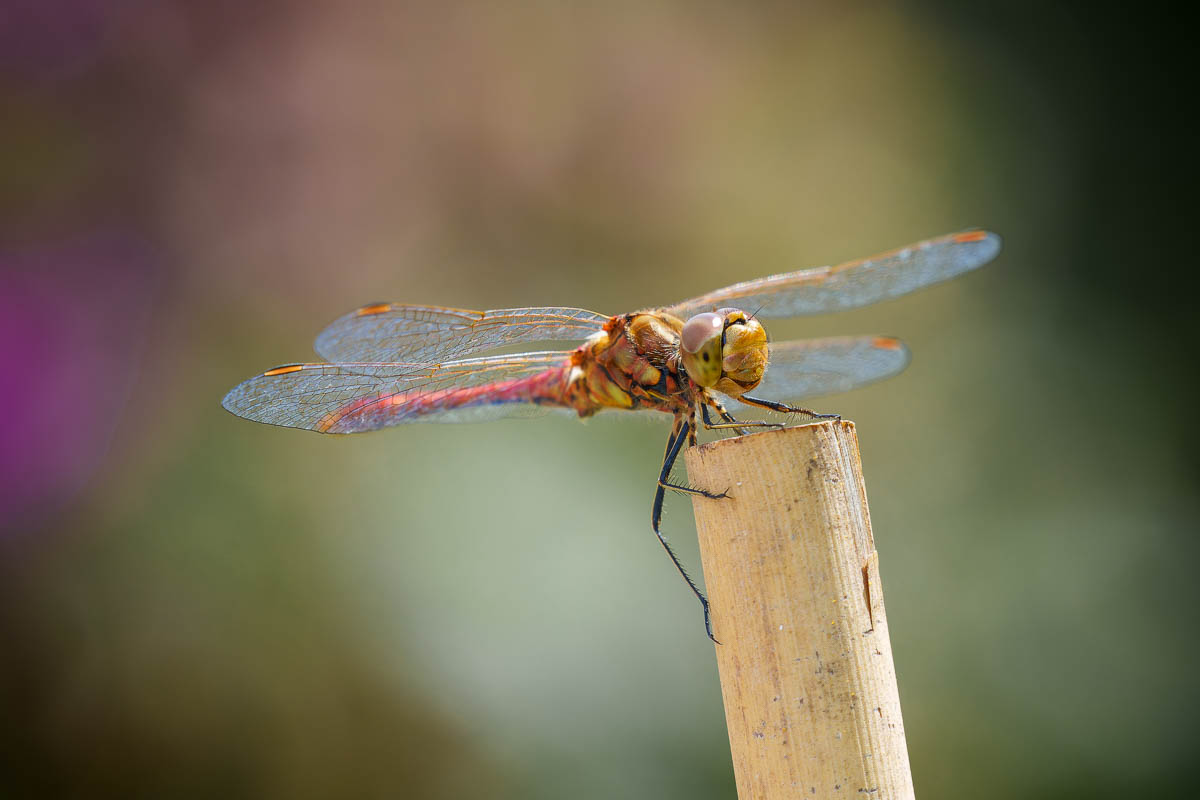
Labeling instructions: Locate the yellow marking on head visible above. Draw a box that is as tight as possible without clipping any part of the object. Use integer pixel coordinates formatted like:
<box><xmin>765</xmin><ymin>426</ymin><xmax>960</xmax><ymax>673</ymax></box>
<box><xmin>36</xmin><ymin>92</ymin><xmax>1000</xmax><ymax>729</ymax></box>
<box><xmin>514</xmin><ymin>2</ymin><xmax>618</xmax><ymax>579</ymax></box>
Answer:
<box><xmin>263</xmin><ymin>364</ymin><xmax>304</xmax><ymax>376</ymax></box>
<box><xmin>356</xmin><ymin>303</ymin><xmax>392</xmax><ymax>316</ymax></box>
<box><xmin>720</xmin><ymin>316</ymin><xmax>767</xmax><ymax>392</ymax></box>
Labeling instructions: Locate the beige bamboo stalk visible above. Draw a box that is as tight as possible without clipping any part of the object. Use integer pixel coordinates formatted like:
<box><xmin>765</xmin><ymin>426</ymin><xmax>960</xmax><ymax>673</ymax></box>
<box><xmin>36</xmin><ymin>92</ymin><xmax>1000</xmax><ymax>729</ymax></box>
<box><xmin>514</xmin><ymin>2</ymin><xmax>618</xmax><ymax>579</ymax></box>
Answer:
<box><xmin>685</xmin><ymin>420</ymin><xmax>914</xmax><ymax>799</ymax></box>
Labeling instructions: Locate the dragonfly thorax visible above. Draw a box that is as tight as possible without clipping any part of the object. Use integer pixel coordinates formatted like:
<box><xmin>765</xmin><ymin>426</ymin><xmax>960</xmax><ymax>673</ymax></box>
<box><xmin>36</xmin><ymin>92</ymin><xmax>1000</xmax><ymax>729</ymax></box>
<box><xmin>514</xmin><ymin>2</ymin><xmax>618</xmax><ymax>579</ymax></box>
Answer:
<box><xmin>679</xmin><ymin>308</ymin><xmax>767</xmax><ymax>397</ymax></box>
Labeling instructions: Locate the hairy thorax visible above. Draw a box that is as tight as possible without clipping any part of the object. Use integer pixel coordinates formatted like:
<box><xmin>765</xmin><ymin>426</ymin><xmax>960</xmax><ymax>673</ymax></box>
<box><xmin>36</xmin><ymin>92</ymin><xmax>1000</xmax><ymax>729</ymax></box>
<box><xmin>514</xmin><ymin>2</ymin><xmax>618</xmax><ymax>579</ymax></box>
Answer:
<box><xmin>561</xmin><ymin>313</ymin><xmax>691</xmax><ymax>417</ymax></box>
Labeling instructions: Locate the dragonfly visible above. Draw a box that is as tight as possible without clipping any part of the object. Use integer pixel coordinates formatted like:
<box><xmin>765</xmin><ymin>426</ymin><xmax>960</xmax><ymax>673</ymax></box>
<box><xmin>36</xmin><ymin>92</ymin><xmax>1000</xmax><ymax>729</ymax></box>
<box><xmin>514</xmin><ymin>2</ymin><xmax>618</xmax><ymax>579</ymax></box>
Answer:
<box><xmin>223</xmin><ymin>229</ymin><xmax>1000</xmax><ymax>641</ymax></box>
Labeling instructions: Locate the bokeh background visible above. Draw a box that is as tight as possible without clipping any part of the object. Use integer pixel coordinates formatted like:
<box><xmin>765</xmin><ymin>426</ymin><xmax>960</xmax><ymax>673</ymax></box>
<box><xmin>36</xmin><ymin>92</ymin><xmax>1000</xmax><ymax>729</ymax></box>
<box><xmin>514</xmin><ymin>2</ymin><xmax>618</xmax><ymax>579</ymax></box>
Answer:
<box><xmin>2</xmin><ymin>2</ymin><xmax>1195</xmax><ymax>798</ymax></box>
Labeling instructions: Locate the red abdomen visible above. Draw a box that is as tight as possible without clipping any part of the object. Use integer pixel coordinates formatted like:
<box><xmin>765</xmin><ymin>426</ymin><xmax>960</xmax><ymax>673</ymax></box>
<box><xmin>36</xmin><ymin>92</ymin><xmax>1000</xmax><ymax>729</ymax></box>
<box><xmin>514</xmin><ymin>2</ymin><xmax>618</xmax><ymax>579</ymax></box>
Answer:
<box><xmin>317</xmin><ymin>366</ymin><xmax>574</xmax><ymax>433</ymax></box>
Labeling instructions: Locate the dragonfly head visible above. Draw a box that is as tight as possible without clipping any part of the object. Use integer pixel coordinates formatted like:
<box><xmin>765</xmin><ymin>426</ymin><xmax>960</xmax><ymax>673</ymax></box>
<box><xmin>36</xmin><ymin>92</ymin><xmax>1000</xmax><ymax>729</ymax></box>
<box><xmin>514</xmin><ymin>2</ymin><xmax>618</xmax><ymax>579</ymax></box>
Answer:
<box><xmin>680</xmin><ymin>308</ymin><xmax>767</xmax><ymax>396</ymax></box>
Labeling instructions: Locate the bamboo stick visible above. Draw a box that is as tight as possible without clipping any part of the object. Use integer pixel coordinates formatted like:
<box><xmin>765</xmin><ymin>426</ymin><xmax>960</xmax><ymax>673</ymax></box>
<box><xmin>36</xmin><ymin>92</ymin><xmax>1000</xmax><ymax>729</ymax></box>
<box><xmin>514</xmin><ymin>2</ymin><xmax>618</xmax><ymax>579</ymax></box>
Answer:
<box><xmin>685</xmin><ymin>420</ymin><xmax>914</xmax><ymax>799</ymax></box>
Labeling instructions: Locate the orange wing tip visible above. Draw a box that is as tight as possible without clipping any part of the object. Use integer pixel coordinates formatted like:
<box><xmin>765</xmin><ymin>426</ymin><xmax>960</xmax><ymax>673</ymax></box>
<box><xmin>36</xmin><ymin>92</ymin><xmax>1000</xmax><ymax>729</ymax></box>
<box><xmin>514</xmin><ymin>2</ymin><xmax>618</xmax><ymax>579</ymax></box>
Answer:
<box><xmin>953</xmin><ymin>230</ymin><xmax>990</xmax><ymax>243</ymax></box>
<box><xmin>356</xmin><ymin>303</ymin><xmax>392</xmax><ymax>316</ymax></box>
<box><xmin>263</xmin><ymin>364</ymin><xmax>305</xmax><ymax>376</ymax></box>
<box><xmin>871</xmin><ymin>336</ymin><xmax>904</xmax><ymax>351</ymax></box>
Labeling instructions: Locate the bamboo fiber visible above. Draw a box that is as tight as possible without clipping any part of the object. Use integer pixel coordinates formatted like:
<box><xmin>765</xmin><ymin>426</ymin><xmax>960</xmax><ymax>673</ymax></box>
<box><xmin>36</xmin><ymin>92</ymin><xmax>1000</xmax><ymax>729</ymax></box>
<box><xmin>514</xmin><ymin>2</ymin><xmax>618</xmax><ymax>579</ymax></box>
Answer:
<box><xmin>685</xmin><ymin>421</ymin><xmax>914</xmax><ymax>799</ymax></box>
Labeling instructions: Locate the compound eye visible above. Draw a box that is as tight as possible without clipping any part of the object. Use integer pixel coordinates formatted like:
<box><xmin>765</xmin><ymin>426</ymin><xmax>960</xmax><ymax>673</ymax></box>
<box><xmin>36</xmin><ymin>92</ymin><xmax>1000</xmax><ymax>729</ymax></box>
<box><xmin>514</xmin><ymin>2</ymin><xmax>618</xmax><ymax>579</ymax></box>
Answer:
<box><xmin>681</xmin><ymin>312</ymin><xmax>723</xmax><ymax>353</ymax></box>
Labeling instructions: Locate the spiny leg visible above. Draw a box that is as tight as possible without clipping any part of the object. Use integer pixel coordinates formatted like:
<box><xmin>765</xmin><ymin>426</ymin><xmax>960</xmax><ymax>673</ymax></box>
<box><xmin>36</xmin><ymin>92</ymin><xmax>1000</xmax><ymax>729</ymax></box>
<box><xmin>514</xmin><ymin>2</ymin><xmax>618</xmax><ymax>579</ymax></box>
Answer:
<box><xmin>700</xmin><ymin>401</ymin><xmax>748</xmax><ymax>436</ymax></box>
<box><xmin>736</xmin><ymin>394</ymin><xmax>841</xmax><ymax>421</ymax></box>
<box><xmin>663</xmin><ymin>403</ymin><xmax>773</xmax><ymax>498</ymax></box>
<box><xmin>652</xmin><ymin>415</ymin><xmax>720</xmax><ymax>643</ymax></box>
<box><xmin>700</xmin><ymin>397</ymin><xmax>783</xmax><ymax>435</ymax></box>
<box><xmin>659</xmin><ymin>410</ymin><xmax>727</xmax><ymax>499</ymax></box>
<box><xmin>658</xmin><ymin>413</ymin><xmax>683</xmax><ymax>464</ymax></box>
<box><xmin>710</xmin><ymin>398</ymin><xmax>738</xmax><ymax>425</ymax></box>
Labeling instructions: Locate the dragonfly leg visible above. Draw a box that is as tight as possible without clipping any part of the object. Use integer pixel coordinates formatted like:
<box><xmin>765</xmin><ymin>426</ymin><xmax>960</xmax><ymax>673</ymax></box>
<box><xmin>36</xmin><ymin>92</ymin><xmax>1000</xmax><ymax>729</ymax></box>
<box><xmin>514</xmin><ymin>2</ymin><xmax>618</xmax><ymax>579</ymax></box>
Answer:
<box><xmin>659</xmin><ymin>411</ymin><xmax>728</xmax><ymax>499</ymax></box>
<box><xmin>736</xmin><ymin>394</ymin><xmax>841</xmax><ymax>421</ymax></box>
<box><xmin>700</xmin><ymin>398</ymin><xmax>782</xmax><ymax>435</ymax></box>
<box><xmin>652</xmin><ymin>416</ymin><xmax>720</xmax><ymax>643</ymax></box>
<box><xmin>700</xmin><ymin>401</ymin><xmax>746</xmax><ymax>435</ymax></box>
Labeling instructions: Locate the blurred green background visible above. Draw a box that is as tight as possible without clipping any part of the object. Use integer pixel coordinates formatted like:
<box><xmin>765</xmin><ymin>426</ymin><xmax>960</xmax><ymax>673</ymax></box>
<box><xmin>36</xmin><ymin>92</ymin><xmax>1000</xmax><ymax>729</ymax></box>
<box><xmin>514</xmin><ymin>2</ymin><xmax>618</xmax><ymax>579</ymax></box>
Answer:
<box><xmin>2</xmin><ymin>2</ymin><xmax>1195</xmax><ymax>798</ymax></box>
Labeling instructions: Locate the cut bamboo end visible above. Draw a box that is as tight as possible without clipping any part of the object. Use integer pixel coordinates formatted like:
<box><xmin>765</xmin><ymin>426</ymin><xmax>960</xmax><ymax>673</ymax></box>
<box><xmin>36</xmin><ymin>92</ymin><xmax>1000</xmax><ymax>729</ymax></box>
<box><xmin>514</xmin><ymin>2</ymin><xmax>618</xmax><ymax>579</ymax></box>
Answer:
<box><xmin>685</xmin><ymin>420</ymin><xmax>914</xmax><ymax>800</ymax></box>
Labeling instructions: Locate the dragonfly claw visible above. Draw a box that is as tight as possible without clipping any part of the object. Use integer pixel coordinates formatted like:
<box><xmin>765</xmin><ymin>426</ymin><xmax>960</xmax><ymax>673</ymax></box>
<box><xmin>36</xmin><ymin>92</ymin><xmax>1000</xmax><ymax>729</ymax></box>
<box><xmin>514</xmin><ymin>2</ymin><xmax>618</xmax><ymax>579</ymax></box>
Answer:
<box><xmin>702</xmin><ymin>601</ymin><xmax>721</xmax><ymax>645</ymax></box>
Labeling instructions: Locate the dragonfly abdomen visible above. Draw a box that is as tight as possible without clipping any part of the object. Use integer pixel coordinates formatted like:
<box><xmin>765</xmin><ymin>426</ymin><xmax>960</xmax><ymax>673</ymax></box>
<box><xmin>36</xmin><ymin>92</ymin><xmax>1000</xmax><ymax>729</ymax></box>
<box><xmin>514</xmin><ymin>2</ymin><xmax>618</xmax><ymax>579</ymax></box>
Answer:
<box><xmin>316</xmin><ymin>365</ymin><xmax>577</xmax><ymax>432</ymax></box>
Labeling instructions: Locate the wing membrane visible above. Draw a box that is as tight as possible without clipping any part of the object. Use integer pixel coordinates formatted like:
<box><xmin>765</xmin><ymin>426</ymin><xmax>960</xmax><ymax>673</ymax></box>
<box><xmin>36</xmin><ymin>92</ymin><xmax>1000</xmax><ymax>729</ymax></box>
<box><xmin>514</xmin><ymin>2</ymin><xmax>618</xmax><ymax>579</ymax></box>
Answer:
<box><xmin>314</xmin><ymin>304</ymin><xmax>608</xmax><ymax>363</ymax></box>
<box><xmin>667</xmin><ymin>230</ymin><xmax>1000</xmax><ymax>319</ymax></box>
<box><xmin>733</xmin><ymin>335</ymin><xmax>911</xmax><ymax>406</ymax></box>
<box><xmin>222</xmin><ymin>351</ymin><xmax>574</xmax><ymax>434</ymax></box>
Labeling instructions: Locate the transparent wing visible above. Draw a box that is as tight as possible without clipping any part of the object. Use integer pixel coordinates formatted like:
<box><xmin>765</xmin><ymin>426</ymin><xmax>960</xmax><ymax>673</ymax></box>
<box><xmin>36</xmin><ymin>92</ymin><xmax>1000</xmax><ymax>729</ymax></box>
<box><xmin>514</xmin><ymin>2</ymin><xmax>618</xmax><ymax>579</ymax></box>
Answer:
<box><xmin>222</xmin><ymin>351</ymin><xmax>575</xmax><ymax>434</ymax></box>
<box><xmin>314</xmin><ymin>304</ymin><xmax>609</xmax><ymax>363</ymax></box>
<box><xmin>732</xmin><ymin>335</ymin><xmax>911</xmax><ymax>406</ymax></box>
<box><xmin>666</xmin><ymin>230</ymin><xmax>1000</xmax><ymax>319</ymax></box>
